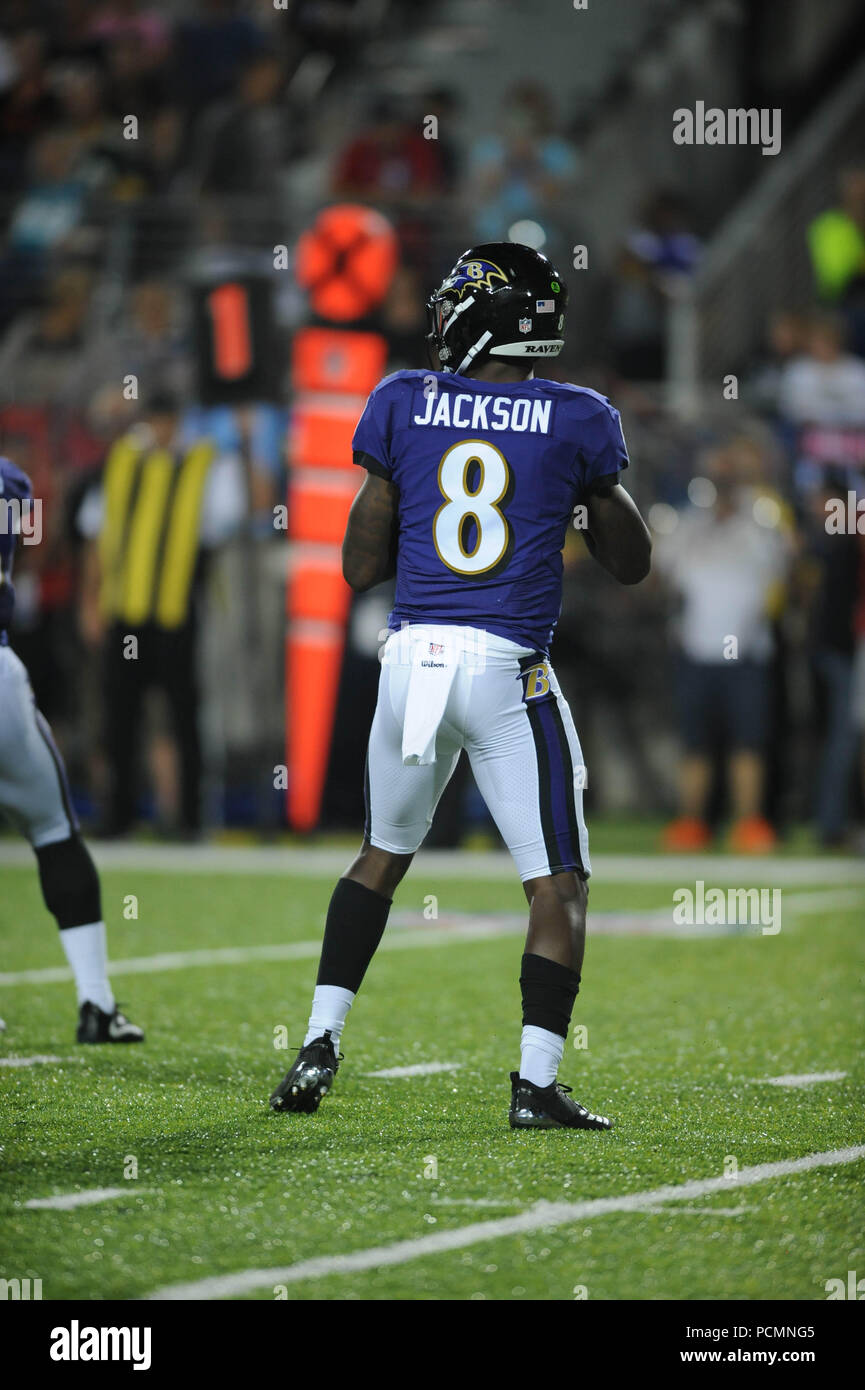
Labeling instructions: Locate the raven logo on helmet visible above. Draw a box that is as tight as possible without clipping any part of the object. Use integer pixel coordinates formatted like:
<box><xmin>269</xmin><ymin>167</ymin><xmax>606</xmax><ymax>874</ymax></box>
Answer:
<box><xmin>441</xmin><ymin>258</ymin><xmax>509</xmax><ymax>299</ymax></box>
<box><xmin>426</xmin><ymin>241</ymin><xmax>567</xmax><ymax>377</ymax></box>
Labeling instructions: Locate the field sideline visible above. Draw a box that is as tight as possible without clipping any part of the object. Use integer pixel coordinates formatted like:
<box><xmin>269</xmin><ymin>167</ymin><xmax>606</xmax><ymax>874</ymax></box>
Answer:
<box><xmin>1</xmin><ymin>845</ymin><xmax>863</xmax><ymax>1301</ymax></box>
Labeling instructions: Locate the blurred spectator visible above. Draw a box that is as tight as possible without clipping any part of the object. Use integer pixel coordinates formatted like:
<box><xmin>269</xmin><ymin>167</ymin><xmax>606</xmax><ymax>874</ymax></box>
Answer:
<box><xmin>332</xmin><ymin>96</ymin><xmax>444</xmax><ymax>207</ymax></box>
<box><xmin>187</xmin><ymin>52</ymin><xmax>290</xmax><ymax>198</ymax></box>
<box><xmin>53</xmin><ymin>60</ymin><xmax>169</xmax><ymax>203</ymax></box>
<box><xmin>654</xmin><ymin>445</ymin><xmax>792</xmax><ymax>852</ymax></box>
<box><xmin>808</xmin><ymin>168</ymin><xmax>865</xmax><ymax>304</ymax></box>
<box><xmin>777</xmin><ymin>313</ymin><xmax>865</xmax><ymax>427</ymax></box>
<box><xmin>379</xmin><ymin>265</ymin><xmax>428</xmax><ymax>370</ymax></box>
<box><xmin>852</xmin><ymin>541</ymin><xmax>865</xmax><ymax>838</ymax></box>
<box><xmin>78</xmin><ymin>277</ymin><xmax>191</xmax><ymax>416</ymax></box>
<box><xmin>609</xmin><ymin>190</ymin><xmax>701</xmax><ymax>381</ymax></box>
<box><xmin>0</xmin><ymin>129</ymin><xmax>87</xmax><ymax>323</ymax></box>
<box><xmin>76</xmin><ymin>392</ymin><xmax>247</xmax><ymax>836</ymax></box>
<box><xmin>87</xmin><ymin>0</ymin><xmax>172</xmax><ymax>59</ymax></box>
<box><xmin>0</xmin><ymin>267</ymin><xmax>94</xmax><ymax>407</ymax></box>
<box><xmin>172</xmin><ymin>0</ymin><xmax>271</xmax><ymax>112</ymax></box>
<box><xmin>809</xmin><ymin>169</ymin><xmax>865</xmax><ymax>358</ymax></box>
<box><xmin>421</xmin><ymin>86</ymin><xmax>461</xmax><ymax>194</ymax></box>
<box><xmin>467</xmin><ymin>82</ymin><xmax>579</xmax><ymax>242</ymax></box>
<box><xmin>54</xmin><ymin>64</ymin><xmax>111</xmax><ymax>165</ymax></box>
<box><xmin>0</xmin><ymin>28</ymin><xmax>60</xmax><ymax>193</ymax></box>
<box><xmin>147</xmin><ymin>106</ymin><xmax>184</xmax><ymax>192</ymax></box>
<box><xmin>100</xmin><ymin>29</ymin><xmax>173</xmax><ymax>125</ymax></box>
<box><xmin>291</xmin><ymin>0</ymin><xmax>366</xmax><ymax>68</ymax></box>
<box><xmin>332</xmin><ymin>96</ymin><xmax>445</xmax><ymax>273</ymax></box>
<box><xmin>743</xmin><ymin>309</ymin><xmax>807</xmax><ymax>417</ymax></box>
<box><xmin>800</xmin><ymin>475</ymin><xmax>860</xmax><ymax>845</ymax></box>
<box><xmin>181</xmin><ymin>401</ymin><xmax>284</xmax><ymax>521</ymax></box>
<box><xmin>557</xmin><ymin>538</ymin><xmax>664</xmax><ymax>816</ymax></box>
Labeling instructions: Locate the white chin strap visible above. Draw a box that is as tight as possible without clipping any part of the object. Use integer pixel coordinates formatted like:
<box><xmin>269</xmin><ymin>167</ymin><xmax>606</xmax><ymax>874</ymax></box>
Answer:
<box><xmin>441</xmin><ymin>293</ymin><xmax>476</xmax><ymax>339</ymax></box>
<box><xmin>454</xmin><ymin>330</ymin><xmax>493</xmax><ymax>375</ymax></box>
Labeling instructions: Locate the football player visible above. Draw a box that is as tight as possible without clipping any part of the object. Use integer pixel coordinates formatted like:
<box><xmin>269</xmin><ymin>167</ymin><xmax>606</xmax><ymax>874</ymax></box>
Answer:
<box><xmin>270</xmin><ymin>243</ymin><xmax>651</xmax><ymax>1129</ymax></box>
<box><xmin>0</xmin><ymin>458</ymin><xmax>143</xmax><ymax>1043</ymax></box>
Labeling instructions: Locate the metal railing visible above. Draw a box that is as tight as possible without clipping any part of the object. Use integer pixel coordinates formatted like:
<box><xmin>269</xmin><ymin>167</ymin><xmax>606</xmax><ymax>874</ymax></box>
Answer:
<box><xmin>667</xmin><ymin>52</ymin><xmax>865</xmax><ymax>415</ymax></box>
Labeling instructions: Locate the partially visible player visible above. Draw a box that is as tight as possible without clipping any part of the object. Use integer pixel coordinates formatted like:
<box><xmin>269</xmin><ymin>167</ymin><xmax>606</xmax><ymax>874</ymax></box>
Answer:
<box><xmin>0</xmin><ymin>458</ymin><xmax>143</xmax><ymax>1043</ymax></box>
<box><xmin>270</xmin><ymin>243</ymin><xmax>651</xmax><ymax>1129</ymax></box>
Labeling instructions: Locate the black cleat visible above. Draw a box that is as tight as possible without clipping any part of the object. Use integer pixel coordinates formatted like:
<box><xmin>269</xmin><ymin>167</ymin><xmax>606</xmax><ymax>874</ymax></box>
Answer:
<box><xmin>509</xmin><ymin>1071</ymin><xmax>613</xmax><ymax>1130</ymax></box>
<box><xmin>270</xmin><ymin>1031</ymin><xmax>340</xmax><ymax>1114</ymax></box>
<box><xmin>77</xmin><ymin>1002</ymin><xmax>144</xmax><ymax>1044</ymax></box>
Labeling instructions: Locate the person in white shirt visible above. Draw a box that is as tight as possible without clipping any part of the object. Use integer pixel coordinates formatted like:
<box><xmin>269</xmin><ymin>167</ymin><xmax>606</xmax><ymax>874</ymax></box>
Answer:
<box><xmin>778</xmin><ymin>314</ymin><xmax>865</xmax><ymax>428</ymax></box>
<box><xmin>654</xmin><ymin>445</ymin><xmax>792</xmax><ymax>852</ymax></box>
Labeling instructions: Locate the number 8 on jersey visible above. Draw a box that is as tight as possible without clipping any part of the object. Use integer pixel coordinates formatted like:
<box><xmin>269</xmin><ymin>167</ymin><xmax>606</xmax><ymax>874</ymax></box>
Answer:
<box><xmin>433</xmin><ymin>439</ymin><xmax>513</xmax><ymax>577</ymax></box>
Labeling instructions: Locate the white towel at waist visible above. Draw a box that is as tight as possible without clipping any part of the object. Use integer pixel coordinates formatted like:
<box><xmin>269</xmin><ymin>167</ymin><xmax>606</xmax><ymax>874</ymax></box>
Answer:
<box><xmin>399</xmin><ymin>626</ymin><xmax>462</xmax><ymax>766</ymax></box>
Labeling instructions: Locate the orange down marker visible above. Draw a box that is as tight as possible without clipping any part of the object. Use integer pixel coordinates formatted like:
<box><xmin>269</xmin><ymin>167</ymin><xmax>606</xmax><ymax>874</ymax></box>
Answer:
<box><xmin>285</xmin><ymin>298</ymin><xmax>392</xmax><ymax>830</ymax></box>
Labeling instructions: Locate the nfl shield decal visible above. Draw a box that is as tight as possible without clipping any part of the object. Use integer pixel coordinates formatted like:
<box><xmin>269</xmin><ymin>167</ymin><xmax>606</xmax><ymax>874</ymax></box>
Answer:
<box><xmin>518</xmin><ymin>317</ymin><xmax>532</xmax><ymax>334</ymax></box>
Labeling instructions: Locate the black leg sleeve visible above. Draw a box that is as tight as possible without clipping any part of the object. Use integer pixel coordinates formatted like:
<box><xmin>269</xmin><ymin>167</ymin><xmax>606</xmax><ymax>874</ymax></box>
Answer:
<box><xmin>35</xmin><ymin>835</ymin><xmax>102</xmax><ymax>930</ymax></box>
<box><xmin>520</xmin><ymin>951</ymin><xmax>580</xmax><ymax>1038</ymax></box>
<box><xmin>316</xmin><ymin>877</ymin><xmax>391</xmax><ymax>993</ymax></box>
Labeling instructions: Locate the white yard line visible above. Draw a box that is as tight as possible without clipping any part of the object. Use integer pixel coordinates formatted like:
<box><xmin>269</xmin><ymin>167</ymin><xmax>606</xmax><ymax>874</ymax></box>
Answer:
<box><xmin>0</xmin><ymin>1054</ymin><xmax>82</xmax><ymax>1067</ymax></box>
<box><xmin>431</xmin><ymin>1195</ymin><xmax>531</xmax><ymax>1206</ymax></box>
<box><xmin>429</xmin><ymin>1197</ymin><xmax>524</xmax><ymax>1209</ymax></box>
<box><xmin>784</xmin><ymin>889</ymin><xmax>865</xmax><ymax>914</ymax></box>
<box><xmin>4</xmin><ymin>886</ymin><xmax>859</xmax><ymax>988</ymax></box>
<box><xmin>777</xmin><ymin>890</ymin><xmax>865</xmax><ymax>915</ymax></box>
<box><xmin>1</xmin><ymin>840</ymin><xmax>863</xmax><ymax>883</ymax></box>
<box><xmin>146</xmin><ymin>1144</ymin><xmax>865</xmax><ymax>1300</ymax></box>
<box><xmin>25</xmin><ymin>1187</ymin><xmax>139</xmax><ymax>1211</ymax></box>
<box><xmin>759</xmin><ymin>1071</ymin><xmax>848</xmax><ymax>1088</ymax></box>
<box><xmin>366</xmin><ymin>1062</ymin><xmax>462</xmax><ymax>1078</ymax></box>
<box><xmin>0</xmin><ymin>924</ymin><xmax>521</xmax><ymax>987</ymax></box>
<box><xmin>640</xmin><ymin>1205</ymin><xmax>747</xmax><ymax>1216</ymax></box>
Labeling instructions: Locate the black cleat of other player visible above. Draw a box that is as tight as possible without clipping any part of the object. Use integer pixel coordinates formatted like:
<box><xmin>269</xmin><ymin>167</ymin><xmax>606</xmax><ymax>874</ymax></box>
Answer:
<box><xmin>77</xmin><ymin>1002</ymin><xmax>144</xmax><ymax>1044</ymax></box>
<box><xmin>509</xmin><ymin>1072</ymin><xmax>613</xmax><ymax>1130</ymax></box>
<box><xmin>270</xmin><ymin>1031</ymin><xmax>340</xmax><ymax>1114</ymax></box>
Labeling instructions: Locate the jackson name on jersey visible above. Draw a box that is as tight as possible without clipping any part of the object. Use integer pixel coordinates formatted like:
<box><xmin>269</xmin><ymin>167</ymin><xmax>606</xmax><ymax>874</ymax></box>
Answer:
<box><xmin>413</xmin><ymin>388</ymin><xmax>553</xmax><ymax>434</ymax></box>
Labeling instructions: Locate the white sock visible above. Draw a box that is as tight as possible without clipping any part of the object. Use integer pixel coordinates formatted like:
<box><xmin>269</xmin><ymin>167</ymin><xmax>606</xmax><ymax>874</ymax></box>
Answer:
<box><xmin>304</xmin><ymin>985</ymin><xmax>355</xmax><ymax>1047</ymax></box>
<box><xmin>520</xmin><ymin>1024</ymin><xmax>565</xmax><ymax>1088</ymax></box>
<box><xmin>60</xmin><ymin>922</ymin><xmax>114</xmax><ymax>1014</ymax></box>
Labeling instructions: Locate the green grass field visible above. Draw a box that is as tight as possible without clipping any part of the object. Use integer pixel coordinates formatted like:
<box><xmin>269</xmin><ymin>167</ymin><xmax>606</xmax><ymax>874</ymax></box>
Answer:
<box><xmin>1</xmin><ymin>847</ymin><xmax>863</xmax><ymax>1302</ymax></box>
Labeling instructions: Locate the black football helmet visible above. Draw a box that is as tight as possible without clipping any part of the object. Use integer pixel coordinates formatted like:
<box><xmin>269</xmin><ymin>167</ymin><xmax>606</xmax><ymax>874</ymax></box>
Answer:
<box><xmin>426</xmin><ymin>242</ymin><xmax>568</xmax><ymax>375</ymax></box>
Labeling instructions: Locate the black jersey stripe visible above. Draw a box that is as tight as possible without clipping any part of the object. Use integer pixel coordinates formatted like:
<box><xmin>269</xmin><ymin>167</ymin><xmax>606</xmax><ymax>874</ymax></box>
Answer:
<box><xmin>548</xmin><ymin>696</ymin><xmax>585</xmax><ymax>876</ymax></box>
<box><xmin>524</xmin><ymin>700</ymin><xmax>564</xmax><ymax>873</ymax></box>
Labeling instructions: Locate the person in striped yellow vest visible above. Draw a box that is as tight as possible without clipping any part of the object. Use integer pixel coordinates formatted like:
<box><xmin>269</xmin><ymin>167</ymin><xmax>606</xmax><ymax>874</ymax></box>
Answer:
<box><xmin>78</xmin><ymin>392</ymin><xmax>246</xmax><ymax>836</ymax></box>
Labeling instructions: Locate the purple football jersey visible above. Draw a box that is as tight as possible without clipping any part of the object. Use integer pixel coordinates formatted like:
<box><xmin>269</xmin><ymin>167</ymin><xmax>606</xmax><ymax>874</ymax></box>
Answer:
<box><xmin>352</xmin><ymin>369</ymin><xmax>628</xmax><ymax>650</ymax></box>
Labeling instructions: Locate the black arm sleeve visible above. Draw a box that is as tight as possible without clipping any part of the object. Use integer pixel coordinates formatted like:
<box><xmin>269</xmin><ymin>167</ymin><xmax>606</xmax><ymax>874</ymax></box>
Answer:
<box><xmin>353</xmin><ymin>449</ymin><xmax>391</xmax><ymax>480</ymax></box>
<box><xmin>585</xmin><ymin>469</ymin><xmax>624</xmax><ymax>497</ymax></box>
